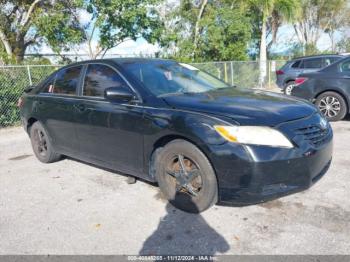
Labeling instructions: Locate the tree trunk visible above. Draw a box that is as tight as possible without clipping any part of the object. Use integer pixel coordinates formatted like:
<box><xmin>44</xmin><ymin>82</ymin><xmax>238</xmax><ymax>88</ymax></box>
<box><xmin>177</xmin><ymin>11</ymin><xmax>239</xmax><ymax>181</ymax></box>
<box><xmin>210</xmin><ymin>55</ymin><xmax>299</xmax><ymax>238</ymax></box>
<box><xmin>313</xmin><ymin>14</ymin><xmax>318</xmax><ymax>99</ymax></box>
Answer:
<box><xmin>192</xmin><ymin>0</ymin><xmax>208</xmax><ymax>60</ymax></box>
<box><xmin>14</xmin><ymin>50</ymin><xmax>25</xmax><ymax>63</ymax></box>
<box><xmin>0</xmin><ymin>29</ymin><xmax>13</xmax><ymax>58</ymax></box>
<box><xmin>13</xmin><ymin>38</ymin><xmax>26</xmax><ymax>63</ymax></box>
<box><xmin>329</xmin><ymin>31</ymin><xmax>335</xmax><ymax>52</ymax></box>
<box><xmin>0</xmin><ymin>30</ymin><xmax>27</xmax><ymax>63</ymax></box>
<box><xmin>259</xmin><ymin>19</ymin><xmax>267</xmax><ymax>87</ymax></box>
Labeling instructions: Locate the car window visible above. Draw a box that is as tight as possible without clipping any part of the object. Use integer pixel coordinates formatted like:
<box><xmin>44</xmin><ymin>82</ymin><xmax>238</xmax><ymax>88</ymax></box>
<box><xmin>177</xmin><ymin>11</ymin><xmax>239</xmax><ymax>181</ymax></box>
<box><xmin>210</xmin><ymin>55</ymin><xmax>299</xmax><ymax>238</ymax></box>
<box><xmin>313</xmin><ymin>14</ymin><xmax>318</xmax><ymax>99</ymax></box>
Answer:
<box><xmin>302</xmin><ymin>58</ymin><xmax>323</xmax><ymax>69</ymax></box>
<box><xmin>83</xmin><ymin>64</ymin><xmax>129</xmax><ymax>97</ymax></box>
<box><xmin>43</xmin><ymin>66</ymin><xmax>82</xmax><ymax>95</ymax></box>
<box><xmin>41</xmin><ymin>78</ymin><xmax>55</xmax><ymax>93</ymax></box>
<box><xmin>324</xmin><ymin>57</ymin><xmax>341</xmax><ymax>67</ymax></box>
<box><xmin>123</xmin><ymin>61</ymin><xmax>229</xmax><ymax>96</ymax></box>
<box><xmin>339</xmin><ymin>59</ymin><xmax>350</xmax><ymax>73</ymax></box>
<box><xmin>324</xmin><ymin>58</ymin><xmax>332</xmax><ymax>67</ymax></box>
<box><xmin>291</xmin><ymin>60</ymin><xmax>301</xmax><ymax>68</ymax></box>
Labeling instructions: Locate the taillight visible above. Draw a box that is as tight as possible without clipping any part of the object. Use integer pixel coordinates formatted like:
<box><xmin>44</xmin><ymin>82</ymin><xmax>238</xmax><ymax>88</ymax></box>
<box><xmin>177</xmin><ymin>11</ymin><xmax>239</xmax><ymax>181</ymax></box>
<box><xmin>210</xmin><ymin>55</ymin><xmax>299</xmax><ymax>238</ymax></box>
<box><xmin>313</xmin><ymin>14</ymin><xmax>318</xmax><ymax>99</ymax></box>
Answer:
<box><xmin>295</xmin><ymin>77</ymin><xmax>308</xmax><ymax>85</ymax></box>
<box><xmin>276</xmin><ymin>70</ymin><xmax>284</xmax><ymax>75</ymax></box>
<box><xmin>17</xmin><ymin>97</ymin><xmax>24</xmax><ymax>108</ymax></box>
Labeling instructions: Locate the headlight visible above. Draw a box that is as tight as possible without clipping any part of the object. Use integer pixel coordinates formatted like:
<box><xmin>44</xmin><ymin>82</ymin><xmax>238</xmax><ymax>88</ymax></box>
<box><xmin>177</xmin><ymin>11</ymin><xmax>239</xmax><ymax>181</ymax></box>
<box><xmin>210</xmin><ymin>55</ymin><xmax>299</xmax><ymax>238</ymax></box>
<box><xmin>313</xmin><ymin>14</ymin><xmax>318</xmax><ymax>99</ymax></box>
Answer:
<box><xmin>214</xmin><ymin>125</ymin><xmax>294</xmax><ymax>148</ymax></box>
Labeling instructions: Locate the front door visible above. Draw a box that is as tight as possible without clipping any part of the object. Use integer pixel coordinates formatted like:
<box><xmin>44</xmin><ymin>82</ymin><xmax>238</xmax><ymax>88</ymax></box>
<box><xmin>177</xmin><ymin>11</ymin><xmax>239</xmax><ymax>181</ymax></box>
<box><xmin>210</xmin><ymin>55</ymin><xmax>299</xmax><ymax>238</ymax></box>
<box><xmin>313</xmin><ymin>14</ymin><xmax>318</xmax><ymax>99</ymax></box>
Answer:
<box><xmin>338</xmin><ymin>58</ymin><xmax>350</xmax><ymax>100</ymax></box>
<box><xmin>74</xmin><ymin>63</ymin><xmax>145</xmax><ymax>176</ymax></box>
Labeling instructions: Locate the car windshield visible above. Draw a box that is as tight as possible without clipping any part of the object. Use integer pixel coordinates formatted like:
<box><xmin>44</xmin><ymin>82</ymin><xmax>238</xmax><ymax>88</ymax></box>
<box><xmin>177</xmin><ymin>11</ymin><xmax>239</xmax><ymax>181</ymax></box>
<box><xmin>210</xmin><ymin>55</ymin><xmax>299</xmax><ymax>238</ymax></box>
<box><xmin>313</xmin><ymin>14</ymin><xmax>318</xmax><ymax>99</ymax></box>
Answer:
<box><xmin>122</xmin><ymin>61</ymin><xmax>230</xmax><ymax>96</ymax></box>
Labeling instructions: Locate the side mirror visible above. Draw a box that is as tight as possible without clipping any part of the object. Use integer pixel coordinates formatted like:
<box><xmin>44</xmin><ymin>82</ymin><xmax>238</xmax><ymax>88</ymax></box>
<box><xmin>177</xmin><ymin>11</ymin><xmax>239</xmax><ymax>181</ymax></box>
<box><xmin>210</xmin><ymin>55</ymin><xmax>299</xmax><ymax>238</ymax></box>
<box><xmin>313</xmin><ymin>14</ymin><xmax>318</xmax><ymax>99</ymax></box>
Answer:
<box><xmin>104</xmin><ymin>86</ymin><xmax>135</xmax><ymax>102</ymax></box>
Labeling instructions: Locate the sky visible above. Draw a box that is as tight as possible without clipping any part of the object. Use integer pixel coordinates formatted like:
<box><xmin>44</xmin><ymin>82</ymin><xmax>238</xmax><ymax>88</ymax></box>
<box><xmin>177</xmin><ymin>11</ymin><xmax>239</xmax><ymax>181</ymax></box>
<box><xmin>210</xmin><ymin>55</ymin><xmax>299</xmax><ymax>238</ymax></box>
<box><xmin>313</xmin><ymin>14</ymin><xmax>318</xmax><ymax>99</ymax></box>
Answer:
<box><xmin>74</xmin><ymin>9</ymin><xmax>160</xmax><ymax>56</ymax></box>
<box><xmin>36</xmin><ymin>38</ymin><xmax>159</xmax><ymax>57</ymax></box>
<box><xmin>270</xmin><ymin>25</ymin><xmax>347</xmax><ymax>54</ymax></box>
<box><xmin>30</xmin><ymin>6</ymin><xmax>349</xmax><ymax>59</ymax></box>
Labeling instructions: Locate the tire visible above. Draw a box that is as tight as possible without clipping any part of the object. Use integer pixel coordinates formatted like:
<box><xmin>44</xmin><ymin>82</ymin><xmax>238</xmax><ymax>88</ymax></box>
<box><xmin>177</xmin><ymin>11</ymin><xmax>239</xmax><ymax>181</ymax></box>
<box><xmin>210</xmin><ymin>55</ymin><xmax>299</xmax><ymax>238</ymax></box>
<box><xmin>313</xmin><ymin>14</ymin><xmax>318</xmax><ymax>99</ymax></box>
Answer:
<box><xmin>29</xmin><ymin>121</ymin><xmax>62</xmax><ymax>163</ymax></box>
<box><xmin>284</xmin><ymin>81</ymin><xmax>295</xmax><ymax>95</ymax></box>
<box><xmin>155</xmin><ymin>139</ymin><xmax>218</xmax><ymax>213</ymax></box>
<box><xmin>315</xmin><ymin>92</ymin><xmax>348</xmax><ymax>121</ymax></box>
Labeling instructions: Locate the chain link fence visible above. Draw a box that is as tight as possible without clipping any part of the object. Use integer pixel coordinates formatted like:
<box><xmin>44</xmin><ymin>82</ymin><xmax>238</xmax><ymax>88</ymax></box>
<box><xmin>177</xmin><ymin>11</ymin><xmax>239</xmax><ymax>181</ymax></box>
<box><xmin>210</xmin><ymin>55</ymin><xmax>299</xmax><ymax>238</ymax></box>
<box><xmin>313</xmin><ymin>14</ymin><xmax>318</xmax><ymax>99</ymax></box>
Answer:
<box><xmin>192</xmin><ymin>60</ymin><xmax>286</xmax><ymax>89</ymax></box>
<box><xmin>0</xmin><ymin>65</ymin><xmax>59</xmax><ymax>127</ymax></box>
<box><xmin>0</xmin><ymin>60</ymin><xmax>286</xmax><ymax>128</ymax></box>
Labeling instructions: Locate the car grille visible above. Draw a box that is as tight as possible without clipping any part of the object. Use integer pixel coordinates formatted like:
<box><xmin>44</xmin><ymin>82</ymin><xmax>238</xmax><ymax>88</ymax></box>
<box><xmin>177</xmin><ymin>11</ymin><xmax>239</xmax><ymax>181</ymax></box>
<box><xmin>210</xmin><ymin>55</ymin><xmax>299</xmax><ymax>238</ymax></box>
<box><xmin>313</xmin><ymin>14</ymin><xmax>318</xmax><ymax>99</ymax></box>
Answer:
<box><xmin>295</xmin><ymin>125</ymin><xmax>330</xmax><ymax>147</ymax></box>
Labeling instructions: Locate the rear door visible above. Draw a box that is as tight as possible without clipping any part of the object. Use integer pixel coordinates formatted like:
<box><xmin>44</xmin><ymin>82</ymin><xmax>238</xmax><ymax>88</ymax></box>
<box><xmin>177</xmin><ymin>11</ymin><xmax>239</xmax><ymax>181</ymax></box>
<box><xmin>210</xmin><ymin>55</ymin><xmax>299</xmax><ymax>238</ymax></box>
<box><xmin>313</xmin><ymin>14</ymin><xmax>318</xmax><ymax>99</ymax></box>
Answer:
<box><xmin>300</xmin><ymin>57</ymin><xmax>324</xmax><ymax>74</ymax></box>
<box><xmin>36</xmin><ymin>65</ymin><xmax>83</xmax><ymax>154</ymax></box>
<box><xmin>74</xmin><ymin>63</ymin><xmax>146</xmax><ymax>175</ymax></box>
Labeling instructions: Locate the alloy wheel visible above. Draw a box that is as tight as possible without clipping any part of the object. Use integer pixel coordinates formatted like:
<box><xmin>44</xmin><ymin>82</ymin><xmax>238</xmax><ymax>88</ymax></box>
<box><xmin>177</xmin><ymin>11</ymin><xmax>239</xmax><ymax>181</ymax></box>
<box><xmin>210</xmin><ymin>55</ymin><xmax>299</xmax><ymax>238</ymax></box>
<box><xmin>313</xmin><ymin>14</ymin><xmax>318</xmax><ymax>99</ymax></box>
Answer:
<box><xmin>285</xmin><ymin>84</ymin><xmax>295</xmax><ymax>95</ymax></box>
<box><xmin>319</xmin><ymin>96</ymin><xmax>341</xmax><ymax>118</ymax></box>
<box><xmin>165</xmin><ymin>154</ymin><xmax>203</xmax><ymax>197</ymax></box>
<box><xmin>34</xmin><ymin>129</ymin><xmax>48</xmax><ymax>157</ymax></box>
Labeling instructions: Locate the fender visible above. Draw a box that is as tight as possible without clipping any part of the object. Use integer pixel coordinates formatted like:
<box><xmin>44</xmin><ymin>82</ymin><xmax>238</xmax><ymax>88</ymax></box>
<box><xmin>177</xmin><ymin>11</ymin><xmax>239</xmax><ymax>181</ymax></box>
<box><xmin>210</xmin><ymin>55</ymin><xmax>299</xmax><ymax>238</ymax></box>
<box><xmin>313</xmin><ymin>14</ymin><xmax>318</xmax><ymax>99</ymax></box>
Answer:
<box><xmin>142</xmin><ymin>107</ymin><xmax>239</xmax><ymax>178</ymax></box>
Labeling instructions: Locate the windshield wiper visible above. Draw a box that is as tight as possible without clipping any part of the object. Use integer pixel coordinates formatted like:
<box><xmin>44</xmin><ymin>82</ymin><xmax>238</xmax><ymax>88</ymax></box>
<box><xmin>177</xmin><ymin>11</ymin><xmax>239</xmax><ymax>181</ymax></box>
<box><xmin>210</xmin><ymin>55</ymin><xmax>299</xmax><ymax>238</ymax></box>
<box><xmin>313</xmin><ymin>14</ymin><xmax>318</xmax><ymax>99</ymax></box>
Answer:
<box><xmin>158</xmin><ymin>92</ymin><xmax>186</xmax><ymax>98</ymax></box>
<box><xmin>158</xmin><ymin>86</ymin><xmax>236</xmax><ymax>97</ymax></box>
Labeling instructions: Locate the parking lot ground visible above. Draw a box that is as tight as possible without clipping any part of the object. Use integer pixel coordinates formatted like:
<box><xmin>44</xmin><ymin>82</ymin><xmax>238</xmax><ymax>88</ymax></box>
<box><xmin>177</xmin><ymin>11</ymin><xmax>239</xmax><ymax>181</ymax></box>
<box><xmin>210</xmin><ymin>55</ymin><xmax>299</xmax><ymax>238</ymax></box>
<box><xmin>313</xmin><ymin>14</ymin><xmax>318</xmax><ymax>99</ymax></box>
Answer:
<box><xmin>0</xmin><ymin>121</ymin><xmax>349</xmax><ymax>255</ymax></box>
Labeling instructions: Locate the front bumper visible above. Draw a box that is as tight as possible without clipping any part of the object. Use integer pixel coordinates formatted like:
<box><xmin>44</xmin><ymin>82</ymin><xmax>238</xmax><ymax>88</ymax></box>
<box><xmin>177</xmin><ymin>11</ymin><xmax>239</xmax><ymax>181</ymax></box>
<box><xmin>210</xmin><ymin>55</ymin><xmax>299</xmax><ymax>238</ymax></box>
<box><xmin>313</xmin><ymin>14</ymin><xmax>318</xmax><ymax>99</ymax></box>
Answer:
<box><xmin>208</xmin><ymin>114</ymin><xmax>333</xmax><ymax>206</ymax></box>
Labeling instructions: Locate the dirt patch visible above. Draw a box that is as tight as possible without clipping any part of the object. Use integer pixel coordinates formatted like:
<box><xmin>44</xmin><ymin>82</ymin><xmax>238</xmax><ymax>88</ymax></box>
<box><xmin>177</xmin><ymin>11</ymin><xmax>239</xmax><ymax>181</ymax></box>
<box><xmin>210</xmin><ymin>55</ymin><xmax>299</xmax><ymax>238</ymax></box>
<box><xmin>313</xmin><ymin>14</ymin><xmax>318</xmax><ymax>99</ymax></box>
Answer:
<box><xmin>293</xmin><ymin>202</ymin><xmax>305</xmax><ymax>209</ymax></box>
<box><xmin>258</xmin><ymin>200</ymin><xmax>284</xmax><ymax>209</ymax></box>
<box><xmin>311</xmin><ymin>204</ymin><xmax>350</xmax><ymax>233</ymax></box>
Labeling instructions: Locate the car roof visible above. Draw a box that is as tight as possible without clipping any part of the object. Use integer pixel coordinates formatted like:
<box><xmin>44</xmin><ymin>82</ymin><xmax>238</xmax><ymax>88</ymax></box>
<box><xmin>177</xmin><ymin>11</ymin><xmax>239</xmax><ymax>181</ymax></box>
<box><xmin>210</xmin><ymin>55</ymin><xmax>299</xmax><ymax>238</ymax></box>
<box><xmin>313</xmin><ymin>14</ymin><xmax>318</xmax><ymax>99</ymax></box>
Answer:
<box><xmin>59</xmin><ymin>58</ymin><xmax>176</xmax><ymax>69</ymax></box>
<box><xmin>38</xmin><ymin>58</ymin><xmax>176</xmax><ymax>82</ymax></box>
<box><xmin>290</xmin><ymin>54</ymin><xmax>343</xmax><ymax>61</ymax></box>
<box><xmin>112</xmin><ymin>58</ymin><xmax>175</xmax><ymax>64</ymax></box>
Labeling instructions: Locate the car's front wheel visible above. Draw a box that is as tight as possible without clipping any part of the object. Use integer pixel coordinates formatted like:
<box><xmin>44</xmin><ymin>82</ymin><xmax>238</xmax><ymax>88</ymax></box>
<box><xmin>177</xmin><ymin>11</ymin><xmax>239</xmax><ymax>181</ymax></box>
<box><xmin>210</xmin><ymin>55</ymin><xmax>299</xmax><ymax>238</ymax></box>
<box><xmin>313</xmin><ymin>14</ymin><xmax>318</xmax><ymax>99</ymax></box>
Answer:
<box><xmin>30</xmin><ymin>121</ymin><xmax>62</xmax><ymax>163</ymax></box>
<box><xmin>155</xmin><ymin>139</ymin><xmax>218</xmax><ymax>213</ymax></box>
<box><xmin>315</xmin><ymin>92</ymin><xmax>348</xmax><ymax>121</ymax></box>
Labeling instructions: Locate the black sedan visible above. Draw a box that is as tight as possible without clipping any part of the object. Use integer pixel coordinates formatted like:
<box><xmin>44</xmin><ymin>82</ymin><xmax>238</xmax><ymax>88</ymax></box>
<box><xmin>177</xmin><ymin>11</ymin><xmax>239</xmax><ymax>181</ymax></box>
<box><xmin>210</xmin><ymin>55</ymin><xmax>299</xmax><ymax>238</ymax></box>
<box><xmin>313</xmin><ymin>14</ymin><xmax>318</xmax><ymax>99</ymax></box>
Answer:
<box><xmin>292</xmin><ymin>56</ymin><xmax>350</xmax><ymax>121</ymax></box>
<box><xmin>19</xmin><ymin>59</ymin><xmax>333</xmax><ymax>213</ymax></box>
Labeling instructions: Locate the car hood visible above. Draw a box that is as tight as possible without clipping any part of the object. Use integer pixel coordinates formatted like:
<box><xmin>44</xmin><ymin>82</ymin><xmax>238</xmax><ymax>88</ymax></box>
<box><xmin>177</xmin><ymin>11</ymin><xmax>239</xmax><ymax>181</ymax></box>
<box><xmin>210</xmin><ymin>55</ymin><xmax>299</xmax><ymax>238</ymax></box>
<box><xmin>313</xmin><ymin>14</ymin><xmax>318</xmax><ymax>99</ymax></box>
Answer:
<box><xmin>162</xmin><ymin>88</ymin><xmax>317</xmax><ymax>126</ymax></box>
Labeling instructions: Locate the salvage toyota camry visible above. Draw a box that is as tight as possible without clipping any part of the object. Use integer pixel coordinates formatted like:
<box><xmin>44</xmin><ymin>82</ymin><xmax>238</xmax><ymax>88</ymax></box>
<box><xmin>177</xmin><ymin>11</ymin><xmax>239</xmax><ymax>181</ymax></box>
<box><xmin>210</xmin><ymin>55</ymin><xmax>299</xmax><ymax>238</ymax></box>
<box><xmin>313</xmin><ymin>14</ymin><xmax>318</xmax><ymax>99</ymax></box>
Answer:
<box><xmin>19</xmin><ymin>59</ymin><xmax>333</xmax><ymax>213</ymax></box>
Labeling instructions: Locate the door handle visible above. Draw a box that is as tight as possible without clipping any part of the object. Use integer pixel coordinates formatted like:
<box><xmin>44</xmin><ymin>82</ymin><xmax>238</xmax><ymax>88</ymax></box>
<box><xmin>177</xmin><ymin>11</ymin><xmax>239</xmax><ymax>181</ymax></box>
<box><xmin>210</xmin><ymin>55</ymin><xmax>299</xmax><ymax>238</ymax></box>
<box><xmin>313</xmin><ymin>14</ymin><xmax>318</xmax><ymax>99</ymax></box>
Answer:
<box><xmin>74</xmin><ymin>104</ymin><xmax>86</xmax><ymax>112</ymax></box>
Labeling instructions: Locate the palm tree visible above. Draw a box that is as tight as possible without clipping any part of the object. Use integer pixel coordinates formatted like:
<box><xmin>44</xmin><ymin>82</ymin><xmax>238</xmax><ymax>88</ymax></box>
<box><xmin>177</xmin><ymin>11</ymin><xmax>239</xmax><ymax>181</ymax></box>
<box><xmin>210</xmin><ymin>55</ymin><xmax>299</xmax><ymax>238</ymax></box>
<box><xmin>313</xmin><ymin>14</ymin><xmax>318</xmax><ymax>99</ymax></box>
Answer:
<box><xmin>249</xmin><ymin>0</ymin><xmax>300</xmax><ymax>86</ymax></box>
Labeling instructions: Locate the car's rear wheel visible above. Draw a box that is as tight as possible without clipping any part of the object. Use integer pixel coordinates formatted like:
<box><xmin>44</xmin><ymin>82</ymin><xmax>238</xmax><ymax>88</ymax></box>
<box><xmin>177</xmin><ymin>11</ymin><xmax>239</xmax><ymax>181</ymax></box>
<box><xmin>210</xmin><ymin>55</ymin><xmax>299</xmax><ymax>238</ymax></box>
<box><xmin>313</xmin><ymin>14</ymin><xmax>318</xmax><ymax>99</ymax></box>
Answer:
<box><xmin>155</xmin><ymin>139</ymin><xmax>218</xmax><ymax>213</ymax></box>
<box><xmin>315</xmin><ymin>92</ymin><xmax>347</xmax><ymax>121</ymax></box>
<box><xmin>30</xmin><ymin>121</ymin><xmax>62</xmax><ymax>163</ymax></box>
<box><xmin>284</xmin><ymin>81</ymin><xmax>295</xmax><ymax>95</ymax></box>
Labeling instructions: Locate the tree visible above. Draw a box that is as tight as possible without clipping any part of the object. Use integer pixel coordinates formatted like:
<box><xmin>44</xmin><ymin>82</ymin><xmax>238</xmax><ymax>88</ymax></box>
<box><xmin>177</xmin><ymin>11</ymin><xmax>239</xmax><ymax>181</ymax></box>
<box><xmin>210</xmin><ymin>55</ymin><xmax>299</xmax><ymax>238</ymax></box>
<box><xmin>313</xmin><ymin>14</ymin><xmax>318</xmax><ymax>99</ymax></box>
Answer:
<box><xmin>160</xmin><ymin>0</ymin><xmax>252</xmax><ymax>62</ymax></box>
<box><xmin>192</xmin><ymin>0</ymin><xmax>208</xmax><ymax>59</ymax></box>
<box><xmin>320</xmin><ymin>0</ymin><xmax>350</xmax><ymax>52</ymax></box>
<box><xmin>0</xmin><ymin>0</ymin><xmax>85</xmax><ymax>63</ymax></box>
<box><xmin>293</xmin><ymin>0</ymin><xmax>349</xmax><ymax>54</ymax></box>
<box><xmin>336</xmin><ymin>33</ymin><xmax>350</xmax><ymax>53</ymax></box>
<box><xmin>82</xmin><ymin>0</ymin><xmax>163</xmax><ymax>59</ymax></box>
<box><xmin>248</xmin><ymin>0</ymin><xmax>300</xmax><ymax>85</ymax></box>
